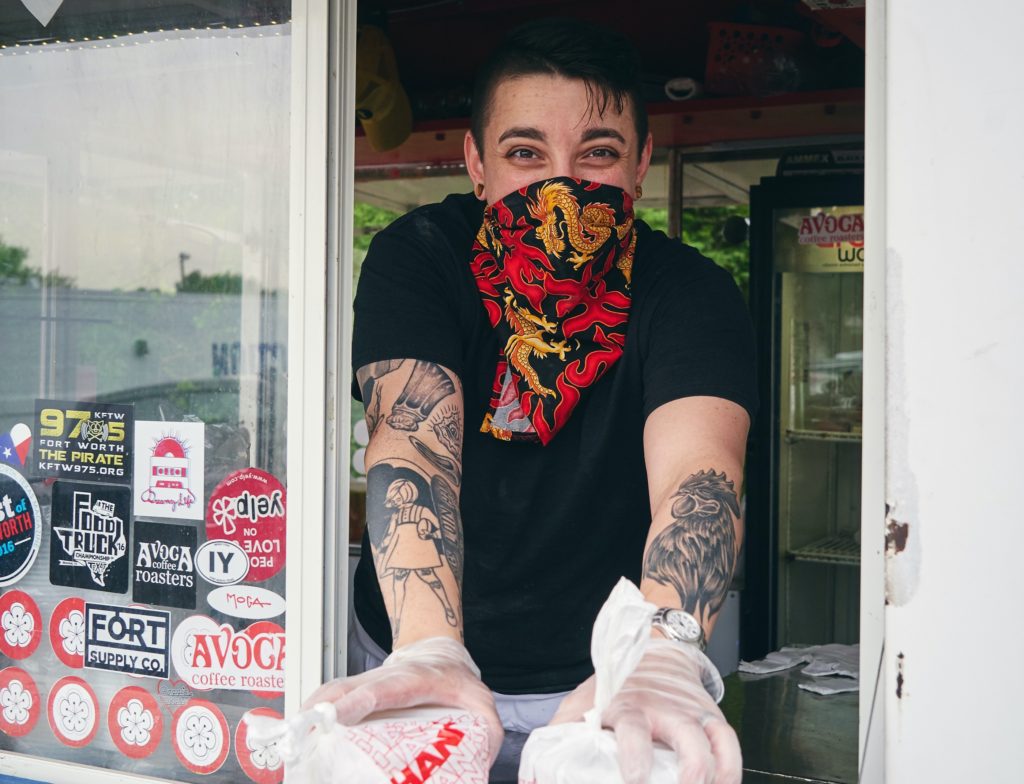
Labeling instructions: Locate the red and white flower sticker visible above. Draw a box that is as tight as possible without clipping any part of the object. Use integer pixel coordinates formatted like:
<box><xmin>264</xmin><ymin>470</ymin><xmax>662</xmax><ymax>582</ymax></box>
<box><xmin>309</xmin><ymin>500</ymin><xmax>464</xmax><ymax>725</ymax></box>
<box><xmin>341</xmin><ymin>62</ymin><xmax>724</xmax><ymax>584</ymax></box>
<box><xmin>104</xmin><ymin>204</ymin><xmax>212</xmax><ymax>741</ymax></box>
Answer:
<box><xmin>172</xmin><ymin>699</ymin><xmax>230</xmax><ymax>775</ymax></box>
<box><xmin>236</xmin><ymin>708</ymin><xmax>284</xmax><ymax>784</ymax></box>
<box><xmin>206</xmin><ymin>468</ymin><xmax>286</xmax><ymax>582</ymax></box>
<box><xmin>0</xmin><ymin>590</ymin><xmax>41</xmax><ymax>660</ymax></box>
<box><xmin>0</xmin><ymin>666</ymin><xmax>40</xmax><ymax>736</ymax></box>
<box><xmin>47</xmin><ymin>676</ymin><xmax>99</xmax><ymax>747</ymax></box>
<box><xmin>49</xmin><ymin>596</ymin><xmax>85</xmax><ymax>668</ymax></box>
<box><xmin>108</xmin><ymin>686</ymin><xmax>163</xmax><ymax>759</ymax></box>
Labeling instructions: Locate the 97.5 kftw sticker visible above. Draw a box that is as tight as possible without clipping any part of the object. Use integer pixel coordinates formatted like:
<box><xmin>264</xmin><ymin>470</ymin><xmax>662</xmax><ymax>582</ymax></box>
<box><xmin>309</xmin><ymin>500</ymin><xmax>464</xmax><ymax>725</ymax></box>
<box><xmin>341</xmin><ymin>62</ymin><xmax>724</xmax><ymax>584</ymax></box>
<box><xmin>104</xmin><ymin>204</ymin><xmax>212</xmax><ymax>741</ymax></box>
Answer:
<box><xmin>34</xmin><ymin>400</ymin><xmax>134</xmax><ymax>483</ymax></box>
<box><xmin>207</xmin><ymin>468</ymin><xmax>286</xmax><ymax>582</ymax></box>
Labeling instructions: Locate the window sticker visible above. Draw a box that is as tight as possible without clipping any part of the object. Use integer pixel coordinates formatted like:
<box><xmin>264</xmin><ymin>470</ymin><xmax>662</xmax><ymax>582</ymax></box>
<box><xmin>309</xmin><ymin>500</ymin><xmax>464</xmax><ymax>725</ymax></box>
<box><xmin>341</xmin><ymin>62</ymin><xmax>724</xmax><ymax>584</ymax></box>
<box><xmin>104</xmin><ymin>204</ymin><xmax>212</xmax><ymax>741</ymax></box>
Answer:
<box><xmin>156</xmin><ymin>678</ymin><xmax>193</xmax><ymax>714</ymax></box>
<box><xmin>0</xmin><ymin>424</ymin><xmax>31</xmax><ymax>471</ymax></box>
<box><xmin>0</xmin><ymin>666</ymin><xmax>40</xmax><ymax>737</ymax></box>
<box><xmin>0</xmin><ymin>464</ymin><xmax>42</xmax><ymax>588</ymax></box>
<box><xmin>206</xmin><ymin>585</ymin><xmax>285</xmax><ymax>621</ymax></box>
<box><xmin>206</xmin><ymin>468</ymin><xmax>286</xmax><ymax>582</ymax></box>
<box><xmin>133</xmin><ymin>421</ymin><xmax>205</xmax><ymax>521</ymax></box>
<box><xmin>172</xmin><ymin>699</ymin><xmax>230</xmax><ymax>775</ymax></box>
<box><xmin>0</xmin><ymin>590</ymin><xmax>42</xmax><ymax>660</ymax></box>
<box><xmin>84</xmin><ymin>603</ymin><xmax>170</xmax><ymax>679</ymax></box>
<box><xmin>108</xmin><ymin>685</ymin><xmax>163</xmax><ymax>759</ymax></box>
<box><xmin>132</xmin><ymin>520</ymin><xmax>198</xmax><ymax>610</ymax></box>
<box><xmin>171</xmin><ymin>615</ymin><xmax>284</xmax><ymax>697</ymax></box>
<box><xmin>50</xmin><ymin>481</ymin><xmax>130</xmax><ymax>594</ymax></box>
<box><xmin>195</xmin><ymin>539</ymin><xmax>249</xmax><ymax>586</ymax></box>
<box><xmin>47</xmin><ymin>675</ymin><xmax>99</xmax><ymax>748</ymax></box>
<box><xmin>34</xmin><ymin>400</ymin><xmax>134</xmax><ymax>484</ymax></box>
<box><xmin>49</xmin><ymin>596</ymin><xmax>86</xmax><ymax>669</ymax></box>
<box><xmin>236</xmin><ymin>707</ymin><xmax>284</xmax><ymax>784</ymax></box>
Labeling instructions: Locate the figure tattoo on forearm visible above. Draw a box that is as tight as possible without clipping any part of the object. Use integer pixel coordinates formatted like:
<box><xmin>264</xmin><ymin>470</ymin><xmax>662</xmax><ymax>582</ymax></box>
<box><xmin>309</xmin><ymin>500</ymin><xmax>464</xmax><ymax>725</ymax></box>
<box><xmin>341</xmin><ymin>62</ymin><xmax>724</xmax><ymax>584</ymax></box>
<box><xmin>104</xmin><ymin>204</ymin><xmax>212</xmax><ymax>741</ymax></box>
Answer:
<box><xmin>642</xmin><ymin>469</ymin><xmax>740</xmax><ymax>628</ymax></box>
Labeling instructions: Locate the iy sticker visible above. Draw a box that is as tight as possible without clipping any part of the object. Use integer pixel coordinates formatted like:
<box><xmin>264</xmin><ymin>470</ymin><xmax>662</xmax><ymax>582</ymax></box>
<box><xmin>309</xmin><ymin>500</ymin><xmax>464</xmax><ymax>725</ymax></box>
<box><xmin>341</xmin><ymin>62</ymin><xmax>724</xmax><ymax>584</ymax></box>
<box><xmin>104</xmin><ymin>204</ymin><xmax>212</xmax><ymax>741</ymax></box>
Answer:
<box><xmin>50</xmin><ymin>481</ymin><xmax>130</xmax><ymax>593</ymax></box>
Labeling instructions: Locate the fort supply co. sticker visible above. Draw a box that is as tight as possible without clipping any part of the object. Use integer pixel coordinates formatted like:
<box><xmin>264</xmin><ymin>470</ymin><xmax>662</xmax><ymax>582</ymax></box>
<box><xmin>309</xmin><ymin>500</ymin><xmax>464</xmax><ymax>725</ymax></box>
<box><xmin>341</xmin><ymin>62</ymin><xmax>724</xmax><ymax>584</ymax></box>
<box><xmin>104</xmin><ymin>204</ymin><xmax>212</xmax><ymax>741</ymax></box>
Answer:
<box><xmin>195</xmin><ymin>539</ymin><xmax>249</xmax><ymax>586</ymax></box>
<box><xmin>84</xmin><ymin>603</ymin><xmax>170</xmax><ymax>679</ymax></box>
<box><xmin>172</xmin><ymin>699</ymin><xmax>230</xmax><ymax>775</ymax></box>
<box><xmin>50</xmin><ymin>481</ymin><xmax>130</xmax><ymax>594</ymax></box>
<box><xmin>0</xmin><ymin>666</ymin><xmax>40</xmax><ymax>736</ymax></box>
<box><xmin>47</xmin><ymin>675</ymin><xmax>99</xmax><ymax>748</ymax></box>
<box><xmin>34</xmin><ymin>399</ymin><xmax>134</xmax><ymax>483</ymax></box>
<box><xmin>206</xmin><ymin>468</ymin><xmax>285</xmax><ymax>582</ymax></box>
<box><xmin>109</xmin><ymin>685</ymin><xmax>163</xmax><ymax>759</ymax></box>
<box><xmin>134</xmin><ymin>421</ymin><xmax>205</xmax><ymax>521</ymax></box>
<box><xmin>132</xmin><ymin>520</ymin><xmax>197</xmax><ymax>610</ymax></box>
<box><xmin>49</xmin><ymin>596</ymin><xmax>85</xmax><ymax>668</ymax></box>
<box><xmin>236</xmin><ymin>708</ymin><xmax>284</xmax><ymax>784</ymax></box>
<box><xmin>0</xmin><ymin>464</ymin><xmax>42</xmax><ymax>587</ymax></box>
<box><xmin>0</xmin><ymin>590</ymin><xmax>42</xmax><ymax>660</ymax></box>
<box><xmin>207</xmin><ymin>585</ymin><xmax>285</xmax><ymax>620</ymax></box>
<box><xmin>171</xmin><ymin>615</ymin><xmax>284</xmax><ymax>697</ymax></box>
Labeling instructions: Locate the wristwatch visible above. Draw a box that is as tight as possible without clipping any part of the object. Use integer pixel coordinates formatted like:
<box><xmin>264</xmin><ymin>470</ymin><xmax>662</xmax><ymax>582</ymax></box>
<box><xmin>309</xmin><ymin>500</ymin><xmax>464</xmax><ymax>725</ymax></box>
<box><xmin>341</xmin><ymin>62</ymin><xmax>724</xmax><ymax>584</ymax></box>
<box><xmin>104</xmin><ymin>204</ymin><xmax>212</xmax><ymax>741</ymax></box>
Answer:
<box><xmin>651</xmin><ymin>607</ymin><xmax>706</xmax><ymax>652</ymax></box>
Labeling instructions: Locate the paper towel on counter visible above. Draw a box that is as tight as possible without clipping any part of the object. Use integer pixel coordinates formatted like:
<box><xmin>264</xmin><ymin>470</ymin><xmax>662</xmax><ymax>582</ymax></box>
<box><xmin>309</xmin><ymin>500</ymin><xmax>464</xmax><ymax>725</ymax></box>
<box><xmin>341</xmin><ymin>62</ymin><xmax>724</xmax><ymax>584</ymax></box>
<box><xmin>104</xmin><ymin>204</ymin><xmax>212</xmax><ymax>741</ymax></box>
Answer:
<box><xmin>740</xmin><ymin>643</ymin><xmax>859</xmax><ymax>696</ymax></box>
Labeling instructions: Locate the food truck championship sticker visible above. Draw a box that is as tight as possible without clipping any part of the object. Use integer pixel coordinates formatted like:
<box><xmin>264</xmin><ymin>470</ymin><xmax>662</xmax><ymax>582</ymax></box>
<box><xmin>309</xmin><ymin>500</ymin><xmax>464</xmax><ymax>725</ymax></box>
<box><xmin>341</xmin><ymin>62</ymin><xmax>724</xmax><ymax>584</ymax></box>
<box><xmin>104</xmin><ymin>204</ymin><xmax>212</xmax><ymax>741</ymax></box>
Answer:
<box><xmin>206</xmin><ymin>468</ymin><xmax>286</xmax><ymax>582</ymax></box>
<box><xmin>236</xmin><ymin>707</ymin><xmax>284</xmax><ymax>784</ymax></box>
<box><xmin>0</xmin><ymin>590</ymin><xmax>42</xmax><ymax>660</ymax></box>
<box><xmin>47</xmin><ymin>675</ymin><xmax>99</xmax><ymax>748</ymax></box>
<box><xmin>34</xmin><ymin>399</ymin><xmax>134</xmax><ymax>483</ymax></box>
<box><xmin>49</xmin><ymin>596</ymin><xmax>86</xmax><ymax>668</ymax></box>
<box><xmin>84</xmin><ymin>603</ymin><xmax>170</xmax><ymax>679</ymax></box>
<box><xmin>49</xmin><ymin>481</ymin><xmax>130</xmax><ymax>594</ymax></box>
<box><xmin>133</xmin><ymin>421</ymin><xmax>205</xmax><ymax>521</ymax></box>
<box><xmin>172</xmin><ymin>698</ymin><xmax>230</xmax><ymax>775</ymax></box>
<box><xmin>108</xmin><ymin>685</ymin><xmax>163</xmax><ymax>759</ymax></box>
<box><xmin>0</xmin><ymin>464</ymin><xmax>42</xmax><ymax>587</ymax></box>
<box><xmin>0</xmin><ymin>666</ymin><xmax>40</xmax><ymax>737</ymax></box>
<box><xmin>132</xmin><ymin>520</ymin><xmax>198</xmax><ymax>610</ymax></box>
<box><xmin>171</xmin><ymin>615</ymin><xmax>284</xmax><ymax>698</ymax></box>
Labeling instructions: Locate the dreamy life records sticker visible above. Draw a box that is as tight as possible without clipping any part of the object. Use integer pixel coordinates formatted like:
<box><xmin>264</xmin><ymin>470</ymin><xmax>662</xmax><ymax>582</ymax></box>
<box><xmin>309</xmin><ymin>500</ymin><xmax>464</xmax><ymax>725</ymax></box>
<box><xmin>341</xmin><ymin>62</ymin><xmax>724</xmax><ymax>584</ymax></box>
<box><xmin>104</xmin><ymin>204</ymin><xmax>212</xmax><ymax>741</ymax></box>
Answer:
<box><xmin>109</xmin><ymin>685</ymin><xmax>163</xmax><ymax>759</ymax></box>
<box><xmin>171</xmin><ymin>615</ymin><xmax>284</xmax><ymax>697</ymax></box>
<box><xmin>132</xmin><ymin>520</ymin><xmax>197</xmax><ymax>610</ymax></box>
<box><xmin>236</xmin><ymin>708</ymin><xmax>284</xmax><ymax>784</ymax></box>
<box><xmin>47</xmin><ymin>675</ymin><xmax>99</xmax><ymax>748</ymax></box>
<box><xmin>49</xmin><ymin>596</ymin><xmax>85</xmax><ymax>668</ymax></box>
<box><xmin>0</xmin><ymin>590</ymin><xmax>42</xmax><ymax>660</ymax></box>
<box><xmin>207</xmin><ymin>585</ymin><xmax>285</xmax><ymax>620</ymax></box>
<box><xmin>206</xmin><ymin>468</ymin><xmax>286</xmax><ymax>582</ymax></box>
<box><xmin>0</xmin><ymin>666</ymin><xmax>40</xmax><ymax>737</ymax></box>
<box><xmin>134</xmin><ymin>421</ymin><xmax>205</xmax><ymax>521</ymax></box>
<box><xmin>173</xmin><ymin>699</ymin><xmax>230</xmax><ymax>775</ymax></box>
<box><xmin>0</xmin><ymin>464</ymin><xmax>42</xmax><ymax>587</ymax></box>
<box><xmin>50</xmin><ymin>481</ymin><xmax>130</xmax><ymax>594</ymax></box>
<box><xmin>34</xmin><ymin>399</ymin><xmax>134</xmax><ymax>483</ymax></box>
<box><xmin>195</xmin><ymin>539</ymin><xmax>249</xmax><ymax>586</ymax></box>
<box><xmin>84</xmin><ymin>603</ymin><xmax>170</xmax><ymax>678</ymax></box>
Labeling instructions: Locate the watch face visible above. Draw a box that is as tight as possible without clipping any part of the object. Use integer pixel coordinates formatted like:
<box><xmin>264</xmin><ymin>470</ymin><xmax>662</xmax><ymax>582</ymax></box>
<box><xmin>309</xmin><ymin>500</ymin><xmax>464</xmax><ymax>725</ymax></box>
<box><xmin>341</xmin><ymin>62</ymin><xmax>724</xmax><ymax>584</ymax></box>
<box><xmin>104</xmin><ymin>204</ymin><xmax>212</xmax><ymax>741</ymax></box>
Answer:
<box><xmin>663</xmin><ymin>609</ymin><xmax>702</xmax><ymax>642</ymax></box>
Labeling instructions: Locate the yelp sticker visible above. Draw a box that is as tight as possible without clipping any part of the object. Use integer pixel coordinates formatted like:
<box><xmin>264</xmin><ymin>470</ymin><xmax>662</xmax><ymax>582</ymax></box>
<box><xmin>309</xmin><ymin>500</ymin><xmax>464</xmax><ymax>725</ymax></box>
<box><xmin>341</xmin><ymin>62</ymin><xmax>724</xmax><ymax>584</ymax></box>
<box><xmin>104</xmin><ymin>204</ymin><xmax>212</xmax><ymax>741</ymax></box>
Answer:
<box><xmin>206</xmin><ymin>468</ymin><xmax>285</xmax><ymax>582</ymax></box>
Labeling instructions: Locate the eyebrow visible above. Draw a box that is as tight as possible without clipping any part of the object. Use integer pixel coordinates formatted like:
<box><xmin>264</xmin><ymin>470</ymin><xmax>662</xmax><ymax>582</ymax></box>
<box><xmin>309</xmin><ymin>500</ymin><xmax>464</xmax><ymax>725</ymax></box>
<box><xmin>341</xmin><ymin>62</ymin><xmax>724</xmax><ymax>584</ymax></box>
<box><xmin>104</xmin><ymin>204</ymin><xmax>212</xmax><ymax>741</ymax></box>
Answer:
<box><xmin>495</xmin><ymin>127</ymin><xmax>629</xmax><ymax>145</ymax></box>
<box><xmin>581</xmin><ymin>127</ymin><xmax>627</xmax><ymax>144</ymax></box>
<box><xmin>497</xmin><ymin>127</ymin><xmax>546</xmax><ymax>144</ymax></box>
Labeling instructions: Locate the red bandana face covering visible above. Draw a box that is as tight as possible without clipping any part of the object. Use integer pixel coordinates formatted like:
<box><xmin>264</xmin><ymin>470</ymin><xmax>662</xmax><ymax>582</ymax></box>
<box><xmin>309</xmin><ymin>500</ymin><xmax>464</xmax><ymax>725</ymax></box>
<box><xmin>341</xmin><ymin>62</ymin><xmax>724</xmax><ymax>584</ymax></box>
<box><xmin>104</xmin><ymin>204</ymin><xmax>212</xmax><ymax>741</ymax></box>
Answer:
<box><xmin>471</xmin><ymin>176</ymin><xmax>637</xmax><ymax>445</ymax></box>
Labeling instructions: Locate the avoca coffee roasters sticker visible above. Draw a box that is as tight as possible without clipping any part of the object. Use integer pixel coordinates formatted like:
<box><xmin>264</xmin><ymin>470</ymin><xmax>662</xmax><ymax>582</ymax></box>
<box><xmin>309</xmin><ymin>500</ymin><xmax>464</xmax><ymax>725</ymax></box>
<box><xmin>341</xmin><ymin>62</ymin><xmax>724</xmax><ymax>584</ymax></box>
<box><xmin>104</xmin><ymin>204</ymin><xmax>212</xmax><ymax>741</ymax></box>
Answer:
<box><xmin>206</xmin><ymin>468</ymin><xmax>285</xmax><ymax>582</ymax></box>
<box><xmin>0</xmin><ymin>464</ymin><xmax>42</xmax><ymax>588</ymax></box>
<box><xmin>171</xmin><ymin>615</ymin><xmax>284</xmax><ymax>697</ymax></box>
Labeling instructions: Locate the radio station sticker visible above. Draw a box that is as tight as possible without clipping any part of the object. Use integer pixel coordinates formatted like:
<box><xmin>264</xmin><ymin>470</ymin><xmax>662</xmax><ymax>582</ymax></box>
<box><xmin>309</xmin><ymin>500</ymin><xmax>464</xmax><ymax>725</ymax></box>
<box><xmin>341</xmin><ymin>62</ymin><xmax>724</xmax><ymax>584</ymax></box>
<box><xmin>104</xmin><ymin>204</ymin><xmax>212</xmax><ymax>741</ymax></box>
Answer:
<box><xmin>50</xmin><ymin>481</ymin><xmax>130</xmax><ymax>594</ymax></box>
<box><xmin>207</xmin><ymin>585</ymin><xmax>285</xmax><ymax>620</ymax></box>
<box><xmin>0</xmin><ymin>423</ymin><xmax>31</xmax><ymax>470</ymax></box>
<box><xmin>171</xmin><ymin>615</ymin><xmax>284</xmax><ymax>697</ymax></box>
<box><xmin>134</xmin><ymin>421</ymin><xmax>205</xmax><ymax>521</ymax></box>
<box><xmin>47</xmin><ymin>675</ymin><xmax>99</xmax><ymax>748</ymax></box>
<box><xmin>0</xmin><ymin>464</ymin><xmax>42</xmax><ymax>587</ymax></box>
<box><xmin>0</xmin><ymin>666</ymin><xmax>40</xmax><ymax>737</ymax></box>
<box><xmin>109</xmin><ymin>685</ymin><xmax>163</xmax><ymax>759</ymax></box>
<box><xmin>206</xmin><ymin>468</ymin><xmax>286</xmax><ymax>582</ymax></box>
<box><xmin>0</xmin><ymin>590</ymin><xmax>42</xmax><ymax>660</ymax></box>
<box><xmin>195</xmin><ymin>539</ymin><xmax>249</xmax><ymax>586</ymax></box>
<box><xmin>172</xmin><ymin>699</ymin><xmax>230</xmax><ymax>775</ymax></box>
<box><xmin>84</xmin><ymin>603</ymin><xmax>170</xmax><ymax>679</ymax></box>
<box><xmin>236</xmin><ymin>708</ymin><xmax>284</xmax><ymax>784</ymax></box>
<box><xmin>34</xmin><ymin>399</ymin><xmax>134</xmax><ymax>483</ymax></box>
<box><xmin>132</xmin><ymin>520</ymin><xmax>197</xmax><ymax>610</ymax></box>
<box><xmin>49</xmin><ymin>596</ymin><xmax>86</xmax><ymax>668</ymax></box>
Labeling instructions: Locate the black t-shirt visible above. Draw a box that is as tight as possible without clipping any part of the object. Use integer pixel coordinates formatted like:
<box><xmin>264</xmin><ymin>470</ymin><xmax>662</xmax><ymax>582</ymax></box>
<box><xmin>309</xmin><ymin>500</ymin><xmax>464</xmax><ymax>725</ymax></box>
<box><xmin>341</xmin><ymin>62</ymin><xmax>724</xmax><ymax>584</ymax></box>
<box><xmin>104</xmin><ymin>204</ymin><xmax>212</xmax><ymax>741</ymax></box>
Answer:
<box><xmin>351</xmin><ymin>192</ymin><xmax>757</xmax><ymax>694</ymax></box>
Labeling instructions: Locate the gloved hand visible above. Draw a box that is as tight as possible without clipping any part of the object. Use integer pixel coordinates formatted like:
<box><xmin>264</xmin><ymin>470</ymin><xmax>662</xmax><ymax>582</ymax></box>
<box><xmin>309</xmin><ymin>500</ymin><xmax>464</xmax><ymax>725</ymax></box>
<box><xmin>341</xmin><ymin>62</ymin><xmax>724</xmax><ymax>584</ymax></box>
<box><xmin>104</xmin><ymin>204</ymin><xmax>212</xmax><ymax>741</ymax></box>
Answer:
<box><xmin>302</xmin><ymin>636</ymin><xmax>504</xmax><ymax>767</ymax></box>
<box><xmin>550</xmin><ymin>638</ymin><xmax>741</xmax><ymax>784</ymax></box>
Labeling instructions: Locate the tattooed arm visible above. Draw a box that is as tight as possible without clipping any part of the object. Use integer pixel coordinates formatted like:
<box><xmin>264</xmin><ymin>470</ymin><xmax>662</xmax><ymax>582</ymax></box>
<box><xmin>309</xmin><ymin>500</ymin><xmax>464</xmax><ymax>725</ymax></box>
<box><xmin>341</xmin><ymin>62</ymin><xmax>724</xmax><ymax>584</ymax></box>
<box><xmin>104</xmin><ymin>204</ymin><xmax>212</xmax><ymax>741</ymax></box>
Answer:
<box><xmin>357</xmin><ymin>358</ymin><xmax>466</xmax><ymax>649</ymax></box>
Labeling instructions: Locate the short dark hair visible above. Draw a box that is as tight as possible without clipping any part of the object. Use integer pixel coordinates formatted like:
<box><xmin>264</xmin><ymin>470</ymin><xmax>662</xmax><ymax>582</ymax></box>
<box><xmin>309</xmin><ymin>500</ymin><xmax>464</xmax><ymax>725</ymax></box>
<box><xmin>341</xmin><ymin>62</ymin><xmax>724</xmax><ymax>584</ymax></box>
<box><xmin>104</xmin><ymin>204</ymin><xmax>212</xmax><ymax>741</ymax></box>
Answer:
<box><xmin>470</xmin><ymin>18</ymin><xmax>649</xmax><ymax>159</ymax></box>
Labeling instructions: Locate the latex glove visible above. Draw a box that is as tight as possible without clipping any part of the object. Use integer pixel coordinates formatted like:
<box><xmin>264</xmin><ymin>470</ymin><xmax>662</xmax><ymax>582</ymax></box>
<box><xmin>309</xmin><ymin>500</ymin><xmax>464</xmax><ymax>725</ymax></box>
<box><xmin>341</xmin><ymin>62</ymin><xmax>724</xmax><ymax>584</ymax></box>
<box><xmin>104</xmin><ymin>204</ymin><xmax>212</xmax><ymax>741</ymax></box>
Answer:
<box><xmin>550</xmin><ymin>639</ymin><xmax>741</xmax><ymax>784</ymax></box>
<box><xmin>302</xmin><ymin>636</ymin><xmax>504</xmax><ymax>767</ymax></box>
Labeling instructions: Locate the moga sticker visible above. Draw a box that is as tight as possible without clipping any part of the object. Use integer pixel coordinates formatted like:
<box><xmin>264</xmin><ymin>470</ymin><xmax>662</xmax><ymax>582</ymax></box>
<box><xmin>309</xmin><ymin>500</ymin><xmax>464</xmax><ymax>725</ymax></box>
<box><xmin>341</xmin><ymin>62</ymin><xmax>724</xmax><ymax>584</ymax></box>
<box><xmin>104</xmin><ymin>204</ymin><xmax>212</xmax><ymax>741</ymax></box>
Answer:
<box><xmin>236</xmin><ymin>708</ymin><xmax>284</xmax><ymax>784</ymax></box>
<box><xmin>47</xmin><ymin>675</ymin><xmax>99</xmax><ymax>748</ymax></box>
<box><xmin>50</xmin><ymin>481</ymin><xmax>130</xmax><ymax>594</ymax></box>
<box><xmin>172</xmin><ymin>698</ymin><xmax>230</xmax><ymax>775</ymax></box>
<box><xmin>108</xmin><ymin>685</ymin><xmax>163</xmax><ymax>759</ymax></box>
<box><xmin>0</xmin><ymin>464</ymin><xmax>42</xmax><ymax>587</ymax></box>
<box><xmin>132</xmin><ymin>520</ymin><xmax>198</xmax><ymax>610</ymax></box>
<box><xmin>49</xmin><ymin>596</ymin><xmax>86</xmax><ymax>668</ymax></box>
<box><xmin>207</xmin><ymin>585</ymin><xmax>285</xmax><ymax>620</ymax></box>
<box><xmin>84</xmin><ymin>603</ymin><xmax>170</xmax><ymax>679</ymax></box>
<box><xmin>0</xmin><ymin>666</ymin><xmax>40</xmax><ymax>736</ymax></box>
<box><xmin>34</xmin><ymin>399</ymin><xmax>134</xmax><ymax>484</ymax></box>
<box><xmin>134</xmin><ymin>421</ymin><xmax>205</xmax><ymax>520</ymax></box>
<box><xmin>171</xmin><ymin>615</ymin><xmax>284</xmax><ymax>698</ymax></box>
<box><xmin>0</xmin><ymin>590</ymin><xmax>42</xmax><ymax>660</ymax></box>
<box><xmin>206</xmin><ymin>468</ymin><xmax>285</xmax><ymax>582</ymax></box>
<box><xmin>195</xmin><ymin>539</ymin><xmax>249</xmax><ymax>586</ymax></box>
